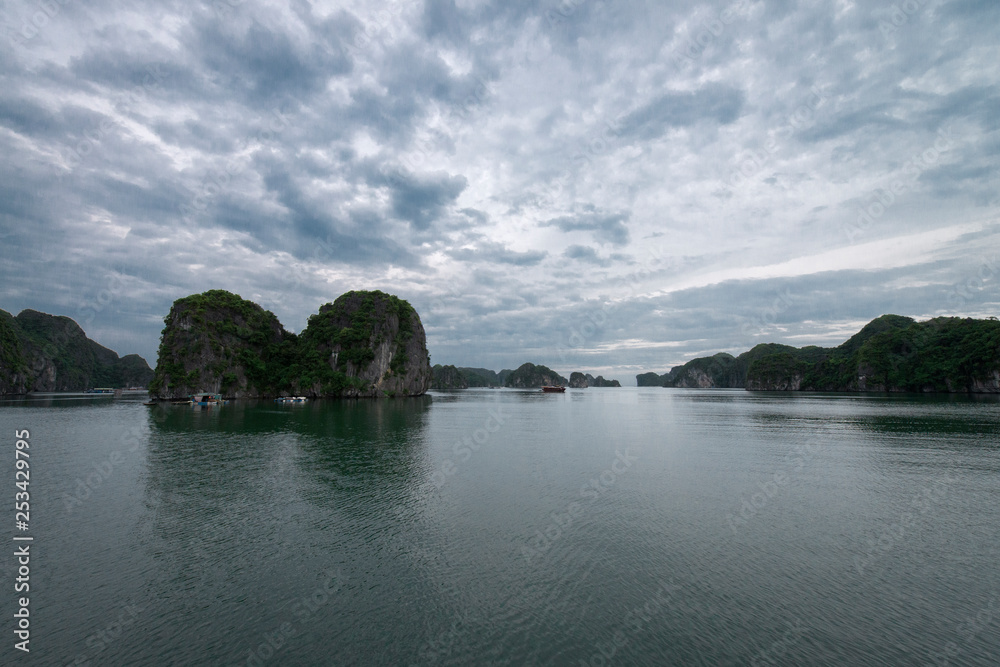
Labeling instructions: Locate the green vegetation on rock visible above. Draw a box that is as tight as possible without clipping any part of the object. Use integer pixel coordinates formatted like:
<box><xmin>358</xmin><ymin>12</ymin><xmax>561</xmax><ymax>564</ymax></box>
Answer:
<box><xmin>149</xmin><ymin>289</ymin><xmax>431</xmax><ymax>399</ymax></box>
<box><xmin>0</xmin><ymin>308</ymin><xmax>153</xmax><ymax>394</ymax></box>
<box><xmin>431</xmin><ymin>364</ymin><xmax>469</xmax><ymax>390</ymax></box>
<box><xmin>503</xmin><ymin>363</ymin><xmax>568</xmax><ymax>388</ymax></box>
<box><xmin>637</xmin><ymin>315</ymin><xmax>1000</xmax><ymax>393</ymax></box>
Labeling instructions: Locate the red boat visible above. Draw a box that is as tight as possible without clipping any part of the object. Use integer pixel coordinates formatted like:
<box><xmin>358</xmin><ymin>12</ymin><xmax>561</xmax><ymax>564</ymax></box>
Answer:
<box><xmin>541</xmin><ymin>386</ymin><xmax>566</xmax><ymax>393</ymax></box>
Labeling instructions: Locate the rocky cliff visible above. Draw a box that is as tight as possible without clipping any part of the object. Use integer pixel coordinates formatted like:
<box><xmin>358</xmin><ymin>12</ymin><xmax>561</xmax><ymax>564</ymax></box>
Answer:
<box><xmin>298</xmin><ymin>291</ymin><xmax>432</xmax><ymax>398</ymax></box>
<box><xmin>0</xmin><ymin>311</ymin><xmax>31</xmax><ymax>395</ymax></box>
<box><xmin>0</xmin><ymin>308</ymin><xmax>153</xmax><ymax>394</ymax></box>
<box><xmin>148</xmin><ymin>290</ymin><xmax>289</xmax><ymax>398</ymax></box>
<box><xmin>149</xmin><ymin>290</ymin><xmax>432</xmax><ymax>399</ymax></box>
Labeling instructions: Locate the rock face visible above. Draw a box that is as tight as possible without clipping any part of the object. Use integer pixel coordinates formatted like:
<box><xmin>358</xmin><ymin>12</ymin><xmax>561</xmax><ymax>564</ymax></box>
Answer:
<box><xmin>0</xmin><ymin>308</ymin><xmax>153</xmax><ymax>395</ymax></box>
<box><xmin>665</xmin><ymin>352</ymin><xmax>744</xmax><ymax>388</ymax></box>
<box><xmin>149</xmin><ymin>289</ymin><xmax>431</xmax><ymax>399</ymax></box>
<box><xmin>503</xmin><ymin>363</ymin><xmax>568</xmax><ymax>388</ymax></box>
<box><xmin>148</xmin><ymin>290</ymin><xmax>288</xmax><ymax>399</ymax></box>
<box><xmin>432</xmin><ymin>365</ymin><xmax>469</xmax><ymax>390</ymax></box>
<box><xmin>299</xmin><ymin>291</ymin><xmax>432</xmax><ymax>398</ymax></box>
<box><xmin>0</xmin><ymin>311</ymin><xmax>31</xmax><ymax>395</ymax></box>
<box><xmin>569</xmin><ymin>372</ymin><xmax>588</xmax><ymax>388</ymax></box>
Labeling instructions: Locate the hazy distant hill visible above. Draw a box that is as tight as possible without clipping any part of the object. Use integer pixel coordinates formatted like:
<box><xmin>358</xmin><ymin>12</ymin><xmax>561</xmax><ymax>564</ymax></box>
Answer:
<box><xmin>637</xmin><ymin>315</ymin><xmax>1000</xmax><ymax>393</ymax></box>
<box><xmin>431</xmin><ymin>364</ymin><xmax>469</xmax><ymax>390</ymax></box>
<box><xmin>569</xmin><ymin>372</ymin><xmax>621</xmax><ymax>387</ymax></box>
<box><xmin>0</xmin><ymin>308</ymin><xmax>154</xmax><ymax>394</ymax></box>
<box><xmin>502</xmin><ymin>363</ymin><xmax>568</xmax><ymax>388</ymax></box>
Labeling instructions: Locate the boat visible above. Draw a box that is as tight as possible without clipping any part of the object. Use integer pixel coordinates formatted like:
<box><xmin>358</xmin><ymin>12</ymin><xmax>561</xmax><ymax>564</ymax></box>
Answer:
<box><xmin>541</xmin><ymin>386</ymin><xmax>566</xmax><ymax>393</ymax></box>
<box><xmin>190</xmin><ymin>393</ymin><xmax>227</xmax><ymax>406</ymax></box>
<box><xmin>275</xmin><ymin>396</ymin><xmax>308</xmax><ymax>403</ymax></box>
<box><xmin>85</xmin><ymin>387</ymin><xmax>116</xmax><ymax>394</ymax></box>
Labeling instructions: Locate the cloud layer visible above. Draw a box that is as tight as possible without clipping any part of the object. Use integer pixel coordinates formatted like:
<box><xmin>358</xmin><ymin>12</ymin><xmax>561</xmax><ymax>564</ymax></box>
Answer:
<box><xmin>1</xmin><ymin>0</ymin><xmax>997</xmax><ymax>382</ymax></box>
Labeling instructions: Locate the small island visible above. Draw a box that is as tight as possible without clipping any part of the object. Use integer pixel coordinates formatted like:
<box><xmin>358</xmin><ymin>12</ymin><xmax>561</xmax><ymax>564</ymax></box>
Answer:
<box><xmin>148</xmin><ymin>289</ymin><xmax>432</xmax><ymax>399</ymax></box>
<box><xmin>431</xmin><ymin>363</ymin><xmax>620</xmax><ymax>389</ymax></box>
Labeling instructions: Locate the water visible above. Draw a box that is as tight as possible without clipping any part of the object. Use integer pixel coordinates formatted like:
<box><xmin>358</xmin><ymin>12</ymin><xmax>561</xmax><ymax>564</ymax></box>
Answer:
<box><xmin>1</xmin><ymin>389</ymin><xmax>998</xmax><ymax>666</ymax></box>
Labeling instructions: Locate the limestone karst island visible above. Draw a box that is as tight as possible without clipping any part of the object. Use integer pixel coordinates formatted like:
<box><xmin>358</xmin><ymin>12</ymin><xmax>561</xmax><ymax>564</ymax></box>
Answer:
<box><xmin>148</xmin><ymin>289</ymin><xmax>432</xmax><ymax>399</ymax></box>
<box><xmin>2</xmin><ymin>300</ymin><xmax>998</xmax><ymax>397</ymax></box>
<box><xmin>637</xmin><ymin>314</ymin><xmax>1000</xmax><ymax>393</ymax></box>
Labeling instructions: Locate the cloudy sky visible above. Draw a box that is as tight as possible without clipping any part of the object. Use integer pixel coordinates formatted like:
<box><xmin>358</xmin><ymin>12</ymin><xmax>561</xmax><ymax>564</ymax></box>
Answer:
<box><xmin>1</xmin><ymin>0</ymin><xmax>997</xmax><ymax>383</ymax></box>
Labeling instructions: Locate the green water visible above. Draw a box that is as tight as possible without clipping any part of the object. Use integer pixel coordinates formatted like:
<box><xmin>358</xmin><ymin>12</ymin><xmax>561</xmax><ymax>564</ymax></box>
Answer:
<box><xmin>1</xmin><ymin>389</ymin><xmax>998</xmax><ymax>665</ymax></box>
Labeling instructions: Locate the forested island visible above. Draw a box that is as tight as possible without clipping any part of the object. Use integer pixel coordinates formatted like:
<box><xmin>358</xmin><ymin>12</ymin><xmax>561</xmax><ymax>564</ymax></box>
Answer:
<box><xmin>638</xmin><ymin>315</ymin><xmax>1000</xmax><ymax>393</ymax></box>
<box><xmin>0</xmin><ymin>308</ymin><xmax>153</xmax><ymax>395</ymax></box>
<box><xmin>148</xmin><ymin>289</ymin><xmax>431</xmax><ymax>399</ymax></box>
<box><xmin>431</xmin><ymin>363</ymin><xmax>620</xmax><ymax>389</ymax></box>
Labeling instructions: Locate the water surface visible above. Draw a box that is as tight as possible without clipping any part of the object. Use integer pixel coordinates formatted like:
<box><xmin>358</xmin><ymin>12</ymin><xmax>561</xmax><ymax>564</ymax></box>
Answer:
<box><xmin>1</xmin><ymin>389</ymin><xmax>998</xmax><ymax>665</ymax></box>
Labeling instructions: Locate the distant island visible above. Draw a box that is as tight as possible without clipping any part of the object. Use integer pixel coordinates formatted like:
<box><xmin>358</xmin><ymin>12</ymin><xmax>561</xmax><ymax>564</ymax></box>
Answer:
<box><xmin>148</xmin><ymin>289</ymin><xmax>431</xmax><ymax>399</ymax></box>
<box><xmin>0</xmin><ymin>308</ymin><xmax>153</xmax><ymax>395</ymax></box>
<box><xmin>637</xmin><ymin>315</ymin><xmax>1000</xmax><ymax>393</ymax></box>
<box><xmin>431</xmin><ymin>363</ymin><xmax>620</xmax><ymax>389</ymax></box>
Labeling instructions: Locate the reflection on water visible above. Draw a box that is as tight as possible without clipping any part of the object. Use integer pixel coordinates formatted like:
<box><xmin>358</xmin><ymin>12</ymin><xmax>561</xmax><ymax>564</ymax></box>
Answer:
<box><xmin>1</xmin><ymin>389</ymin><xmax>998</xmax><ymax>665</ymax></box>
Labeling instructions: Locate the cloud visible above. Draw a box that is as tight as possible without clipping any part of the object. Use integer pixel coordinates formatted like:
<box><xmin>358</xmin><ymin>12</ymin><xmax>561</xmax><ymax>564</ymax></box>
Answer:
<box><xmin>0</xmin><ymin>0</ymin><xmax>996</xmax><ymax>383</ymax></box>
<box><xmin>381</xmin><ymin>169</ymin><xmax>468</xmax><ymax>230</ymax></box>
<box><xmin>542</xmin><ymin>207</ymin><xmax>631</xmax><ymax>246</ymax></box>
<box><xmin>449</xmin><ymin>241</ymin><xmax>546</xmax><ymax>266</ymax></box>
<box><xmin>616</xmin><ymin>83</ymin><xmax>745</xmax><ymax>140</ymax></box>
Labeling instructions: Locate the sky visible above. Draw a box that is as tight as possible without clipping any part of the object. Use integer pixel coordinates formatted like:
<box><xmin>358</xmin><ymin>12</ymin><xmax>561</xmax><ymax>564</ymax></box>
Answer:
<box><xmin>0</xmin><ymin>0</ymin><xmax>997</xmax><ymax>384</ymax></box>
